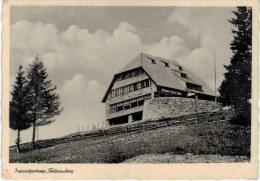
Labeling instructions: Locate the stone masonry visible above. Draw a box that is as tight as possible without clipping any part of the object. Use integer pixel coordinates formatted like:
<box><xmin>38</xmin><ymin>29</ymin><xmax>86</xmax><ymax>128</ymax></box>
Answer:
<box><xmin>143</xmin><ymin>97</ymin><xmax>222</xmax><ymax>121</ymax></box>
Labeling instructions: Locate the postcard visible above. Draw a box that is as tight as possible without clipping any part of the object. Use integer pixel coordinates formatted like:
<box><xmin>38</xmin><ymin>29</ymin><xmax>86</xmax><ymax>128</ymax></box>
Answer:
<box><xmin>2</xmin><ymin>0</ymin><xmax>258</xmax><ymax>179</ymax></box>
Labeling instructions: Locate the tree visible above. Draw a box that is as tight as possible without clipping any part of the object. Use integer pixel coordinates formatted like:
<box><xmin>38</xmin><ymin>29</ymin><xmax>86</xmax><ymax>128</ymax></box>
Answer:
<box><xmin>10</xmin><ymin>65</ymin><xmax>31</xmax><ymax>153</ymax></box>
<box><xmin>219</xmin><ymin>7</ymin><xmax>252</xmax><ymax>123</ymax></box>
<box><xmin>26</xmin><ymin>55</ymin><xmax>62</xmax><ymax>148</ymax></box>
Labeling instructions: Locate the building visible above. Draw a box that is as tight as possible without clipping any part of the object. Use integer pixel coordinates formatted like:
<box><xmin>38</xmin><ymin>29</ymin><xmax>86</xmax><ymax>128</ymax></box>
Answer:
<box><xmin>102</xmin><ymin>53</ymin><xmax>216</xmax><ymax>126</ymax></box>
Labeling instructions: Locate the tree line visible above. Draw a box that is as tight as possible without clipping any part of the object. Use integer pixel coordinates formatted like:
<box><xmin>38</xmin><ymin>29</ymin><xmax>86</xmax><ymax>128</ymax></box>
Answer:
<box><xmin>10</xmin><ymin>55</ymin><xmax>62</xmax><ymax>153</ymax></box>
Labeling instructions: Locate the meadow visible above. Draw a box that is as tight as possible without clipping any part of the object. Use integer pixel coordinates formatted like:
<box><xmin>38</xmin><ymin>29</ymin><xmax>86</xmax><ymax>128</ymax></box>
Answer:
<box><xmin>10</xmin><ymin>119</ymin><xmax>250</xmax><ymax>163</ymax></box>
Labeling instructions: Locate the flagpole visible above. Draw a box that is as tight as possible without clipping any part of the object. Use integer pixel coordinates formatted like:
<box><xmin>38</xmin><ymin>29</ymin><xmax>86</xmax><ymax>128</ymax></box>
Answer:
<box><xmin>214</xmin><ymin>50</ymin><xmax>217</xmax><ymax>103</ymax></box>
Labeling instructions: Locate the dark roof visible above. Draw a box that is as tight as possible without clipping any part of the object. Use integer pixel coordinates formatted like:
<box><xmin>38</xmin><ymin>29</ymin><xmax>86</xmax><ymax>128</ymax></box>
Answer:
<box><xmin>102</xmin><ymin>53</ymin><xmax>214</xmax><ymax>102</ymax></box>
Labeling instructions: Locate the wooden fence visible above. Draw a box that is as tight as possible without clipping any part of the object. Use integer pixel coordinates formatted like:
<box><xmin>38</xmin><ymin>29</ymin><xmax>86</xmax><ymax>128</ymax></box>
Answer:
<box><xmin>9</xmin><ymin>109</ymin><xmax>235</xmax><ymax>153</ymax></box>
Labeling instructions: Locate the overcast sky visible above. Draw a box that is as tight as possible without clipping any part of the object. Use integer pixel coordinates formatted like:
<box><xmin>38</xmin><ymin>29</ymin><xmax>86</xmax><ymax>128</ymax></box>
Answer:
<box><xmin>10</xmin><ymin>6</ymin><xmax>235</xmax><ymax>144</ymax></box>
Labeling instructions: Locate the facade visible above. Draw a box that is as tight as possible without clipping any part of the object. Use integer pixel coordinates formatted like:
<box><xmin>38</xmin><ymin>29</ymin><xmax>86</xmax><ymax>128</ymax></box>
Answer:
<box><xmin>102</xmin><ymin>53</ymin><xmax>216</xmax><ymax>126</ymax></box>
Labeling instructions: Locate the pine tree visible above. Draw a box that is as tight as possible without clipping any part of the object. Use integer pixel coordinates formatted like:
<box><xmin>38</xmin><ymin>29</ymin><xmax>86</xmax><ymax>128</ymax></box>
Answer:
<box><xmin>26</xmin><ymin>55</ymin><xmax>62</xmax><ymax>148</ymax></box>
<box><xmin>219</xmin><ymin>7</ymin><xmax>252</xmax><ymax>123</ymax></box>
<box><xmin>10</xmin><ymin>65</ymin><xmax>31</xmax><ymax>153</ymax></box>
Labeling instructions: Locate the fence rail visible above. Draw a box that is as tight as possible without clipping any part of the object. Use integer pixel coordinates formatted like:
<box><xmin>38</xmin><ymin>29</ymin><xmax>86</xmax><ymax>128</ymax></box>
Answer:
<box><xmin>9</xmin><ymin>109</ymin><xmax>235</xmax><ymax>153</ymax></box>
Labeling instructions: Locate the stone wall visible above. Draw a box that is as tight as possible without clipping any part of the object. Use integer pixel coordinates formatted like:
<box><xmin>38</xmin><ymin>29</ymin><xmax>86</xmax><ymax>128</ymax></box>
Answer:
<box><xmin>143</xmin><ymin>97</ymin><xmax>222</xmax><ymax>121</ymax></box>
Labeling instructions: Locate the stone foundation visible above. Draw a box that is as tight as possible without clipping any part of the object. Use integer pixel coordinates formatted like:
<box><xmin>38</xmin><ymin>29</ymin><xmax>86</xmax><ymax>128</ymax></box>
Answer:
<box><xmin>143</xmin><ymin>97</ymin><xmax>222</xmax><ymax>121</ymax></box>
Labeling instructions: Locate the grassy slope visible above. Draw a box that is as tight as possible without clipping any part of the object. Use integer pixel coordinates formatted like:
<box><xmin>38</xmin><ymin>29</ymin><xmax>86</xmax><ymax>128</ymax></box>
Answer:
<box><xmin>10</xmin><ymin>120</ymin><xmax>250</xmax><ymax>163</ymax></box>
<box><xmin>123</xmin><ymin>154</ymin><xmax>249</xmax><ymax>163</ymax></box>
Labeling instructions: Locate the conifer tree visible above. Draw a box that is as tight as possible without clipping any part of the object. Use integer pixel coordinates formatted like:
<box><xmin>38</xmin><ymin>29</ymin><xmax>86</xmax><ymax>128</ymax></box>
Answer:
<box><xmin>219</xmin><ymin>7</ymin><xmax>252</xmax><ymax>123</ymax></box>
<box><xmin>10</xmin><ymin>65</ymin><xmax>31</xmax><ymax>153</ymax></box>
<box><xmin>26</xmin><ymin>55</ymin><xmax>62</xmax><ymax>148</ymax></box>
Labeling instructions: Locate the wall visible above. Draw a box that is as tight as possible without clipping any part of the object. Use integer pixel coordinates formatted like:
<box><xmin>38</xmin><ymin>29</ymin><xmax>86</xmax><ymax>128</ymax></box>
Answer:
<box><xmin>106</xmin><ymin>73</ymin><xmax>156</xmax><ymax>104</ymax></box>
<box><xmin>106</xmin><ymin>72</ymin><xmax>157</xmax><ymax>120</ymax></box>
<box><xmin>143</xmin><ymin>97</ymin><xmax>222</xmax><ymax>121</ymax></box>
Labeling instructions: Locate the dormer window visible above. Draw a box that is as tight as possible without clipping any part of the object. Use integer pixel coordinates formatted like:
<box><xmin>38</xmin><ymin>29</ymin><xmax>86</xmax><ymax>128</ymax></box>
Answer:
<box><xmin>160</xmin><ymin>59</ymin><xmax>169</xmax><ymax>67</ymax></box>
<box><xmin>179</xmin><ymin>66</ymin><xmax>183</xmax><ymax>71</ymax></box>
<box><xmin>181</xmin><ymin>73</ymin><xmax>187</xmax><ymax>78</ymax></box>
<box><xmin>148</xmin><ymin>57</ymin><xmax>156</xmax><ymax>64</ymax></box>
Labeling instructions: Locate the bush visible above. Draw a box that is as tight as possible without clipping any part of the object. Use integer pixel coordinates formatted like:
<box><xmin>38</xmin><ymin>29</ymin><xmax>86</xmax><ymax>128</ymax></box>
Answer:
<box><xmin>229</xmin><ymin>114</ymin><xmax>250</xmax><ymax>126</ymax></box>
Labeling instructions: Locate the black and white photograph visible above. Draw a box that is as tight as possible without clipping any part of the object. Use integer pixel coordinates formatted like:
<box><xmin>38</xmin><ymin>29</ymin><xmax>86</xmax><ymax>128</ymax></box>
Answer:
<box><xmin>3</xmin><ymin>1</ymin><xmax>258</xmax><ymax>179</ymax></box>
<box><xmin>7</xmin><ymin>5</ymin><xmax>253</xmax><ymax>164</ymax></box>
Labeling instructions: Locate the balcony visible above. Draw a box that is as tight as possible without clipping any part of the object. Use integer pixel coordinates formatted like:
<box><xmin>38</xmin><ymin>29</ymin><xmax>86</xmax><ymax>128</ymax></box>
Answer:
<box><xmin>107</xmin><ymin>106</ymin><xmax>144</xmax><ymax>119</ymax></box>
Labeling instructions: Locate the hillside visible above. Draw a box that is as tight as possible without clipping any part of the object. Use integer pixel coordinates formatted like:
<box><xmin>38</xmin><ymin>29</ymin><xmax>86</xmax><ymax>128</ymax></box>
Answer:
<box><xmin>123</xmin><ymin>154</ymin><xmax>249</xmax><ymax>163</ymax></box>
<box><xmin>9</xmin><ymin>110</ymin><xmax>234</xmax><ymax>153</ymax></box>
<box><xmin>10</xmin><ymin>118</ymin><xmax>250</xmax><ymax>163</ymax></box>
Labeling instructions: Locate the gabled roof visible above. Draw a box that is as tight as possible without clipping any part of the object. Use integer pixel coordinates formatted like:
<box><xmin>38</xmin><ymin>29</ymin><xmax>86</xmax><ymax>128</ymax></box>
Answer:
<box><xmin>102</xmin><ymin>53</ymin><xmax>214</xmax><ymax>102</ymax></box>
<box><xmin>116</xmin><ymin>55</ymin><xmax>142</xmax><ymax>74</ymax></box>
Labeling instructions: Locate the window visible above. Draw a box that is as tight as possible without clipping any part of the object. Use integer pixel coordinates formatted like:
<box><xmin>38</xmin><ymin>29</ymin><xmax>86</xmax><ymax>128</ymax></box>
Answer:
<box><xmin>133</xmin><ymin>83</ymin><xmax>137</xmax><ymax>91</ymax></box>
<box><xmin>137</xmin><ymin>99</ymin><xmax>144</xmax><ymax>106</ymax></box>
<box><xmin>131</xmin><ymin>71</ymin><xmax>136</xmax><ymax>77</ymax></box>
<box><xmin>136</xmin><ymin>69</ymin><xmax>143</xmax><ymax>75</ymax></box>
<box><xmin>160</xmin><ymin>87</ymin><xmax>183</xmax><ymax>96</ymax></box>
<box><xmin>116</xmin><ymin>68</ymin><xmax>144</xmax><ymax>82</ymax></box>
<box><xmin>148</xmin><ymin>57</ymin><xmax>156</xmax><ymax>64</ymax></box>
<box><xmin>110</xmin><ymin>79</ymin><xmax>150</xmax><ymax>98</ymax></box>
<box><xmin>117</xmin><ymin>75</ymin><xmax>122</xmax><ymax>81</ymax></box>
<box><xmin>179</xmin><ymin>66</ymin><xmax>183</xmax><ymax>71</ymax></box>
<box><xmin>110</xmin><ymin>105</ymin><xmax>117</xmax><ymax>113</ymax></box>
<box><xmin>141</xmin><ymin>81</ymin><xmax>145</xmax><ymax>88</ymax></box>
<box><xmin>186</xmin><ymin>83</ymin><xmax>202</xmax><ymax>92</ymax></box>
<box><xmin>125</xmin><ymin>72</ymin><xmax>130</xmax><ymax>79</ymax></box>
<box><xmin>117</xmin><ymin>103</ymin><xmax>123</xmax><ymax>111</ymax></box>
<box><xmin>111</xmin><ymin>90</ymin><xmax>115</xmax><ymax>97</ymax></box>
<box><xmin>118</xmin><ymin>88</ymin><xmax>122</xmax><ymax>96</ymax></box>
<box><xmin>145</xmin><ymin>79</ymin><xmax>150</xmax><ymax>87</ymax></box>
<box><xmin>160</xmin><ymin>59</ymin><xmax>169</xmax><ymax>67</ymax></box>
<box><xmin>162</xmin><ymin>62</ymin><xmax>169</xmax><ymax>67</ymax></box>
<box><xmin>124</xmin><ymin>86</ymin><xmax>129</xmax><ymax>94</ymax></box>
<box><xmin>137</xmin><ymin>82</ymin><xmax>141</xmax><ymax>89</ymax></box>
<box><xmin>109</xmin><ymin>94</ymin><xmax>151</xmax><ymax>113</ymax></box>
<box><xmin>124</xmin><ymin>101</ymin><xmax>130</xmax><ymax>109</ymax></box>
<box><xmin>181</xmin><ymin>73</ymin><xmax>187</xmax><ymax>78</ymax></box>
<box><xmin>131</xmin><ymin>101</ymin><xmax>137</xmax><ymax>108</ymax></box>
<box><xmin>129</xmin><ymin>84</ymin><xmax>134</xmax><ymax>92</ymax></box>
<box><xmin>116</xmin><ymin>89</ymin><xmax>120</xmax><ymax>96</ymax></box>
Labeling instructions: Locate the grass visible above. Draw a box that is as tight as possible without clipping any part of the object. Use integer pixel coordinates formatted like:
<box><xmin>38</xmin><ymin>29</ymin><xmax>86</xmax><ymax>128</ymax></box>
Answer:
<box><xmin>123</xmin><ymin>154</ymin><xmax>249</xmax><ymax>163</ymax></box>
<box><xmin>9</xmin><ymin>120</ymin><xmax>250</xmax><ymax>163</ymax></box>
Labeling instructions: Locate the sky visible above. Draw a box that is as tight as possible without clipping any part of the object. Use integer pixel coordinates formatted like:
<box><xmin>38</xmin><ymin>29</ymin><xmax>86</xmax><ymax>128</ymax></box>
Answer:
<box><xmin>10</xmin><ymin>6</ymin><xmax>235</xmax><ymax>145</ymax></box>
